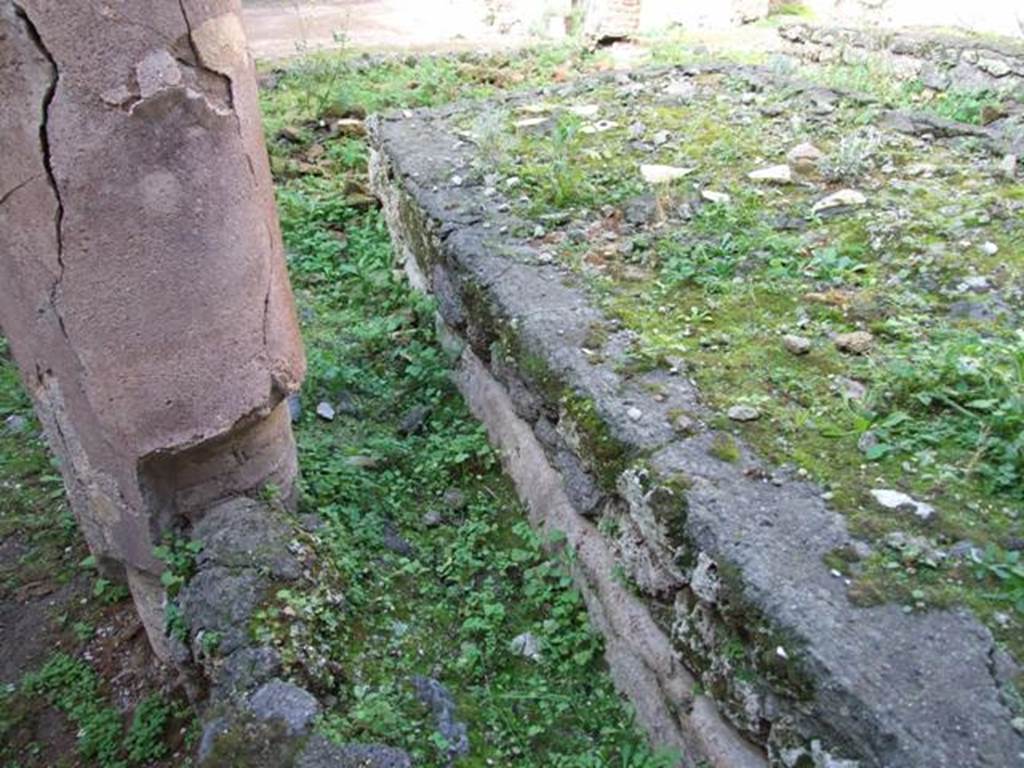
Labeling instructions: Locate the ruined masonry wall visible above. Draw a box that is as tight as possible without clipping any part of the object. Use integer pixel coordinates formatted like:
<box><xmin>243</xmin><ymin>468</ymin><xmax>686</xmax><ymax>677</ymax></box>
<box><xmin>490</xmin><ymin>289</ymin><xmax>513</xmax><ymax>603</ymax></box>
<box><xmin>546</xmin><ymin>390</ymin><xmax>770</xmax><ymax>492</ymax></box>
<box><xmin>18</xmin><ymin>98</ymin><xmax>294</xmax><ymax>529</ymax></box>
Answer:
<box><xmin>780</xmin><ymin>23</ymin><xmax>1024</xmax><ymax>95</ymax></box>
<box><xmin>366</xmin><ymin>68</ymin><xmax>1024</xmax><ymax>767</ymax></box>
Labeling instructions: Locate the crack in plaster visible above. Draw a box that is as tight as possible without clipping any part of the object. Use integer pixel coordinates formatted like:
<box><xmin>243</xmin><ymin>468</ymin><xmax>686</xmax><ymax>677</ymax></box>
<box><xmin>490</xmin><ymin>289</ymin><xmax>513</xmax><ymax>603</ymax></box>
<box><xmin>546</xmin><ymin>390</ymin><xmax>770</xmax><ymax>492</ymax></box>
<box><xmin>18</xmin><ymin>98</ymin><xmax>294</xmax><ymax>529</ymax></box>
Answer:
<box><xmin>13</xmin><ymin>2</ymin><xmax>67</xmax><ymax>342</ymax></box>
<box><xmin>177</xmin><ymin>1</ymin><xmax>273</xmax><ymax>362</ymax></box>
<box><xmin>0</xmin><ymin>174</ymin><xmax>41</xmax><ymax>207</ymax></box>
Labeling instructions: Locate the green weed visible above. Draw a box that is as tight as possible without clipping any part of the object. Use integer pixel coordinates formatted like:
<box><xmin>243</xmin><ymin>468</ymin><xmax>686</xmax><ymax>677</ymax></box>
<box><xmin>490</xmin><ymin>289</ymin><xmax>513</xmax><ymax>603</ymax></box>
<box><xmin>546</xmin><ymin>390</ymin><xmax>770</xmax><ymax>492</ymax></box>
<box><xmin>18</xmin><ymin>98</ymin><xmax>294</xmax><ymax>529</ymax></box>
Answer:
<box><xmin>516</xmin><ymin>113</ymin><xmax>597</xmax><ymax>211</ymax></box>
<box><xmin>256</xmin><ymin>50</ymin><xmax>672</xmax><ymax>765</ymax></box>
<box><xmin>22</xmin><ymin>654</ymin><xmax>122</xmax><ymax>767</ymax></box>
<box><xmin>20</xmin><ymin>654</ymin><xmax>177</xmax><ymax>767</ymax></box>
<box><xmin>153</xmin><ymin>536</ymin><xmax>203</xmax><ymax>641</ymax></box>
<box><xmin>867</xmin><ymin>329</ymin><xmax>1024</xmax><ymax>499</ymax></box>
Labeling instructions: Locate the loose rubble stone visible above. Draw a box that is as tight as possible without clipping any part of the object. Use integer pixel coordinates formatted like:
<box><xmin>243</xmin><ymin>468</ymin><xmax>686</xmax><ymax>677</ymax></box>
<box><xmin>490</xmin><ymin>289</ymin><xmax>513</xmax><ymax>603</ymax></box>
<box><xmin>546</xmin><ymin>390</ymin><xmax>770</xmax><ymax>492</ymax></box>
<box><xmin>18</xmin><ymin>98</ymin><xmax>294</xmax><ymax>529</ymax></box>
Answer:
<box><xmin>782</xmin><ymin>334</ymin><xmax>812</xmax><ymax>355</ymax></box>
<box><xmin>346</xmin><ymin>455</ymin><xmax>379</xmax><ymax>469</ymax></box>
<box><xmin>333</xmin><ymin>118</ymin><xmax>366</xmax><ymax>137</ymax></box>
<box><xmin>812</xmin><ymin>189</ymin><xmax>866</xmax><ymax>214</ymax></box>
<box><xmin>567</xmin><ymin>104</ymin><xmax>599</xmax><ymax>118</ymax></box>
<box><xmin>582</xmin><ymin>119</ymin><xmax>618</xmax><ymax>134</ymax></box>
<box><xmin>442</xmin><ymin>487</ymin><xmax>467</xmax><ymax>510</ymax></box>
<box><xmin>786</xmin><ymin>141</ymin><xmax>823</xmax><ymax>172</ymax></box>
<box><xmin>857</xmin><ymin>430</ymin><xmax>879</xmax><ymax>455</ymax></box>
<box><xmin>948</xmin><ymin>540</ymin><xmax>977</xmax><ymax>559</ymax></box>
<box><xmin>315</xmin><ymin>401</ymin><xmax>335</xmax><ymax>421</ymax></box>
<box><xmin>664</xmin><ymin>78</ymin><xmax>697</xmax><ymax>101</ymax></box>
<box><xmin>287</xmin><ymin>393</ymin><xmax>302</xmax><ymax>423</ymax></box>
<box><xmin>382</xmin><ymin>523</ymin><xmax>415</xmax><ymax>557</ymax></box>
<box><xmin>3</xmin><ymin>414</ymin><xmax>28</xmax><ymax>434</ymax></box>
<box><xmin>836</xmin><ymin>376</ymin><xmax>867</xmax><ymax>401</ymax></box>
<box><xmin>673</xmin><ymin>413</ymin><xmax>697</xmax><ymax>434</ymax></box>
<box><xmin>957</xmin><ymin>274</ymin><xmax>990</xmax><ymax>293</ymax></box>
<box><xmin>510</xmin><ymin>632</ymin><xmax>543</xmax><ymax>661</ymax></box>
<box><xmin>514</xmin><ymin>116</ymin><xmax>551</xmax><ymax>133</ymax></box>
<box><xmin>397</xmin><ymin>404</ymin><xmax>431</xmax><ymax>436</ymax></box>
<box><xmin>640</xmin><ymin>164</ymin><xmax>694</xmax><ymax>184</ymax></box>
<box><xmin>834</xmin><ymin>331</ymin><xmax>874</xmax><ymax>354</ymax></box>
<box><xmin>411</xmin><ymin>677</ymin><xmax>469</xmax><ymax>760</ymax></box>
<box><xmin>335</xmin><ymin>390</ymin><xmax>360</xmax><ymax>417</ymax></box>
<box><xmin>947</xmin><ymin>297</ymin><xmax>1009</xmax><ymax>321</ymax></box>
<box><xmin>700</xmin><ymin>190</ymin><xmax>731</xmax><ymax>204</ymax></box>
<box><xmin>871</xmin><ymin>489</ymin><xmax>936</xmax><ymax>521</ymax></box>
<box><xmin>727</xmin><ymin>405</ymin><xmax>761</xmax><ymax>422</ymax></box>
<box><xmin>748</xmin><ymin>164</ymin><xmax>793</xmax><ymax>183</ymax></box>
<box><xmin>884</xmin><ymin>532</ymin><xmax>945</xmax><ymax>565</ymax></box>
<box><xmin>624</xmin><ymin>194</ymin><xmax>660</xmax><ymax>225</ymax></box>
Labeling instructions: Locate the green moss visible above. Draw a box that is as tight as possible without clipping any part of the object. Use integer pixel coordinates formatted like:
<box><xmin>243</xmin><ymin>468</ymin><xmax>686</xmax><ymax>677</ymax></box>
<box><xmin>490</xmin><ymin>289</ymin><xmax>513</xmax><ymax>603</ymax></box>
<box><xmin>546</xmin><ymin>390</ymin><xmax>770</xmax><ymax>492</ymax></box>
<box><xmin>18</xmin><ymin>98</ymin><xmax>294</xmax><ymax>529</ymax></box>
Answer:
<box><xmin>561</xmin><ymin>393</ymin><xmax>631</xmax><ymax>492</ymax></box>
<box><xmin>203</xmin><ymin>716</ymin><xmax>301</xmax><ymax>768</ymax></box>
<box><xmin>459</xmin><ymin>279</ymin><xmax>505</xmax><ymax>350</ymax></box>
<box><xmin>493</xmin><ymin>327</ymin><xmax>566</xmax><ymax>405</ymax></box>
<box><xmin>582</xmin><ymin>321</ymin><xmax>611</xmax><ymax>352</ymax></box>
<box><xmin>708</xmin><ymin>433</ymin><xmax>741</xmax><ymax>463</ymax></box>
<box><xmin>646</xmin><ymin>478</ymin><xmax>692</xmax><ymax>553</ymax></box>
<box><xmin>715</xmin><ymin>561</ymin><xmax>816</xmax><ymax>702</ymax></box>
<box><xmin>822</xmin><ymin>546</ymin><xmax>863</xmax><ymax>577</ymax></box>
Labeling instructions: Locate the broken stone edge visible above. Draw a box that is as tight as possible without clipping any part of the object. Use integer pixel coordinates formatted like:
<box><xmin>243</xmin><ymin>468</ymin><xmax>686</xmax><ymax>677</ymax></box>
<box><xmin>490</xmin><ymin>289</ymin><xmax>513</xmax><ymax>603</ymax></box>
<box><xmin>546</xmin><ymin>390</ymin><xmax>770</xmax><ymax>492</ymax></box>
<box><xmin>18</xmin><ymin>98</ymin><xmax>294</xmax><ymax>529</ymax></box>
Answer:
<box><xmin>178</xmin><ymin>497</ymin><xmax>411</xmax><ymax>768</ymax></box>
<box><xmin>367</xmin><ymin>71</ymin><xmax>1023</xmax><ymax>768</ymax></box>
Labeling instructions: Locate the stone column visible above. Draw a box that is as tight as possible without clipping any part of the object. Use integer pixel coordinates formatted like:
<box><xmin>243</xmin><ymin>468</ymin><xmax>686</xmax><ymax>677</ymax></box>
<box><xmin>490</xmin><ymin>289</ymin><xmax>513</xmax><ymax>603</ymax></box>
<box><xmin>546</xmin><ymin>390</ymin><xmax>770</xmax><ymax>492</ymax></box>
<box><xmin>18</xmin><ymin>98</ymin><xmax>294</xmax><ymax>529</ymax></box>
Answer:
<box><xmin>0</xmin><ymin>0</ymin><xmax>305</xmax><ymax>659</ymax></box>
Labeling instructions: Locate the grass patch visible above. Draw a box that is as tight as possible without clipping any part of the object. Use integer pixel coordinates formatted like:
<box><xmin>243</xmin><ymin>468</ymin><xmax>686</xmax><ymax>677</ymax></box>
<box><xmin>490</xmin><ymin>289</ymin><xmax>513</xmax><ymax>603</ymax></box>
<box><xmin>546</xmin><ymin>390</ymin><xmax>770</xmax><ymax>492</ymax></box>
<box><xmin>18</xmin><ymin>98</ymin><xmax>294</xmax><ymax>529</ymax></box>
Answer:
<box><xmin>258</xmin><ymin>49</ymin><xmax>680</xmax><ymax>767</ymax></box>
<box><xmin>13</xmin><ymin>653</ymin><xmax>177</xmax><ymax>768</ymax></box>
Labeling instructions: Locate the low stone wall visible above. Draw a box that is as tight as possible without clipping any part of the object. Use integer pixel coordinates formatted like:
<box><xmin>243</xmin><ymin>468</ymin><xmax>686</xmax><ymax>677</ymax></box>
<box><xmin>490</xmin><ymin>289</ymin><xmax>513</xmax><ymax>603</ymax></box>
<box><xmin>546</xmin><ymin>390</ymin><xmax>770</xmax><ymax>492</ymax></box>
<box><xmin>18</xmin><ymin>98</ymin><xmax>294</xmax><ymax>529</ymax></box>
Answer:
<box><xmin>779</xmin><ymin>23</ymin><xmax>1024</xmax><ymax>95</ymax></box>
<box><xmin>177</xmin><ymin>497</ymin><xmax>412</xmax><ymax>767</ymax></box>
<box><xmin>367</xmin><ymin>66</ymin><xmax>1024</xmax><ymax>767</ymax></box>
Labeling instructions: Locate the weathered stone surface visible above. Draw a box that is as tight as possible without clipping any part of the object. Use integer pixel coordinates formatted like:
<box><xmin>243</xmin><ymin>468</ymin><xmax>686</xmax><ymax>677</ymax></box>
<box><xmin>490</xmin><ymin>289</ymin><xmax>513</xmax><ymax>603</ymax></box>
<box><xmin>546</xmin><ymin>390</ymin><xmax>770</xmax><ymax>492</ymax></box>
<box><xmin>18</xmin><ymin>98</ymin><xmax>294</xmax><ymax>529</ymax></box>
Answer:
<box><xmin>411</xmin><ymin>676</ymin><xmax>470</xmax><ymax>762</ymax></box>
<box><xmin>811</xmin><ymin>188</ymin><xmax>866</xmax><ymax>214</ymax></box>
<box><xmin>834</xmin><ymin>330</ymin><xmax>874</xmax><ymax>355</ymax></box>
<box><xmin>0</xmin><ymin>0</ymin><xmax>305</xmax><ymax>656</ymax></box>
<box><xmin>179</xmin><ymin>566</ymin><xmax>266</xmax><ymax>657</ymax></box>
<box><xmin>296</xmin><ymin>737</ymin><xmax>412</xmax><ymax>768</ymax></box>
<box><xmin>192</xmin><ymin>497</ymin><xmax>301</xmax><ymax>580</ymax></box>
<box><xmin>781</xmin><ymin>335</ymin><xmax>811</xmax><ymax>356</ymax></box>
<box><xmin>748</xmin><ymin>164</ymin><xmax>793</xmax><ymax>184</ymax></box>
<box><xmin>368</xmin><ymin>70</ymin><xmax>1024</xmax><ymax>766</ymax></box>
<box><xmin>640</xmin><ymin>163</ymin><xmax>695</xmax><ymax>184</ymax></box>
<box><xmin>179</xmin><ymin>499</ymin><xmax>408</xmax><ymax>766</ymax></box>
<box><xmin>210</xmin><ymin>646</ymin><xmax>282</xmax><ymax>704</ymax></box>
<box><xmin>246</xmin><ymin>678</ymin><xmax>321</xmax><ymax>735</ymax></box>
